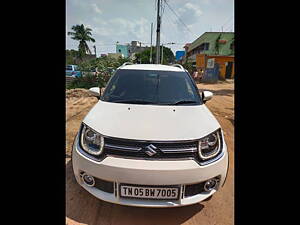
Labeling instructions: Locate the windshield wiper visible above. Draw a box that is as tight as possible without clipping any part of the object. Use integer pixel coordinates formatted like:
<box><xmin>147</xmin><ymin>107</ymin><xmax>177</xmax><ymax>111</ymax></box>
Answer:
<box><xmin>112</xmin><ymin>99</ymin><xmax>156</xmax><ymax>104</ymax></box>
<box><xmin>165</xmin><ymin>100</ymin><xmax>198</xmax><ymax>105</ymax></box>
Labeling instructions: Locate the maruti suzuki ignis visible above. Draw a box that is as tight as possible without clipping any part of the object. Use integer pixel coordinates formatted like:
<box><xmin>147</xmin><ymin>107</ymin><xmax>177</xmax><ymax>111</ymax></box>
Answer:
<box><xmin>72</xmin><ymin>63</ymin><xmax>229</xmax><ymax>207</ymax></box>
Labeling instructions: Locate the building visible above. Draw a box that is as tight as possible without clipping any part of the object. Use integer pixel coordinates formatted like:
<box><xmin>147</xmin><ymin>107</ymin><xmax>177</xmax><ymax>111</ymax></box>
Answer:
<box><xmin>128</xmin><ymin>41</ymin><xmax>147</xmax><ymax>57</ymax></box>
<box><xmin>116</xmin><ymin>41</ymin><xmax>148</xmax><ymax>58</ymax></box>
<box><xmin>181</xmin><ymin>43</ymin><xmax>191</xmax><ymax>64</ymax></box>
<box><xmin>183</xmin><ymin>43</ymin><xmax>191</xmax><ymax>54</ymax></box>
<box><xmin>196</xmin><ymin>54</ymin><xmax>234</xmax><ymax>80</ymax></box>
<box><xmin>185</xmin><ymin>32</ymin><xmax>234</xmax><ymax>64</ymax></box>
<box><xmin>116</xmin><ymin>44</ymin><xmax>129</xmax><ymax>58</ymax></box>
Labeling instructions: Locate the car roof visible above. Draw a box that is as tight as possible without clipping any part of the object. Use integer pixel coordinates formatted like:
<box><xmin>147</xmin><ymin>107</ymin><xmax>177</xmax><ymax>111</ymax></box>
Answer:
<box><xmin>119</xmin><ymin>64</ymin><xmax>185</xmax><ymax>72</ymax></box>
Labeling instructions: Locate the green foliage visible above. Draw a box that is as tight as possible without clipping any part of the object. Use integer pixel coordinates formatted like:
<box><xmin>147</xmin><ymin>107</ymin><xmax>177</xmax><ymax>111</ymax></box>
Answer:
<box><xmin>68</xmin><ymin>24</ymin><xmax>96</xmax><ymax>59</ymax></box>
<box><xmin>215</xmin><ymin>34</ymin><xmax>222</xmax><ymax>55</ymax></box>
<box><xmin>230</xmin><ymin>38</ymin><xmax>234</xmax><ymax>55</ymax></box>
<box><xmin>67</xmin><ymin>74</ymin><xmax>99</xmax><ymax>90</ymax></box>
<box><xmin>66</xmin><ymin>49</ymin><xmax>79</xmax><ymax>65</ymax></box>
<box><xmin>134</xmin><ymin>46</ymin><xmax>175</xmax><ymax>64</ymax></box>
<box><xmin>67</xmin><ymin>56</ymin><xmax>133</xmax><ymax>90</ymax></box>
<box><xmin>182</xmin><ymin>61</ymin><xmax>194</xmax><ymax>74</ymax></box>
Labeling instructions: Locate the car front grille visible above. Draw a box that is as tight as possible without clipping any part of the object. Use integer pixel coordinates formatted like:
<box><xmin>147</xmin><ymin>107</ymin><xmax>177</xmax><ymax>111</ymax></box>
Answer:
<box><xmin>103</xmin><ymin>137</ymin><xmax>198</xmax><ymax>160</ymax></box>
<box><xmin>78</xmin><ymin>124</ymin><xmax>223</xmax><ymax>164</ymax></box>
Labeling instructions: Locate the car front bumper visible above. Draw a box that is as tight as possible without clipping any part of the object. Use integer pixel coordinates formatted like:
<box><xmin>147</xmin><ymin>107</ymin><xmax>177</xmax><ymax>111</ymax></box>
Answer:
<box><xmin>72</xmin><ymin>135</ymin><xmax>229</xmax><ymax>207</ymax></box>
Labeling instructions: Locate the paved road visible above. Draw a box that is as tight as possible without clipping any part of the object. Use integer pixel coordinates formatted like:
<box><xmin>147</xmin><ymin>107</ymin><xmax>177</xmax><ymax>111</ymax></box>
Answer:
<box><xmin>66</xmin><ymin>81</ymin><xmax>234</xmax><ymax>225</ymax></box>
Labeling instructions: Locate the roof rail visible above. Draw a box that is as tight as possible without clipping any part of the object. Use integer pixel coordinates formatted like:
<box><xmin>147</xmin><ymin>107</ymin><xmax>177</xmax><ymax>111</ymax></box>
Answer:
<box><xmin>121</xmin><ymin>62</ymin><xmax>134</xmax><ymax>67</ymax></box>
<box><xmin>171</xmin><ymin>64</ymin><xmax>185</xmax><ymax>70</ymax></box>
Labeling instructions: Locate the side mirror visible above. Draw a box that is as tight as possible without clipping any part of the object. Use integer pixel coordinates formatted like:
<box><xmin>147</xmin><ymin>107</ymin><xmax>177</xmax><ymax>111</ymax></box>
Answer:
<box><xmin>202</xmin><ymin>91</ymin><xmax>213</xmax><ymax>103</ymax></box>
<box><xmin>89</xmin><ymin>87</ymin><xmax>101</xmax><ymax>100</ymax></box>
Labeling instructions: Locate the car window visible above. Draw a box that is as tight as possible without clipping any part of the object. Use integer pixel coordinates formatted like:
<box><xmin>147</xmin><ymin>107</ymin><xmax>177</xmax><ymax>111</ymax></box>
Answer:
<box><xmin>102</xmin><ymin>69</ymin><xmax>201</xmax><ymax>105</ymax></box>
<box><xmin>66</xmin><ymin>66</ymin><xmax>73</xmax><ymax>70</ymax></box>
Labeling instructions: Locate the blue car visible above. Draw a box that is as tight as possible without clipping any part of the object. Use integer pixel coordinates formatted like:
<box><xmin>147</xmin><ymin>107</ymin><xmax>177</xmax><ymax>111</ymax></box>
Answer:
<box><xmin>66</xmin><ymin>65</ymin><xmax>82</xmax><ymax>77</ymax></box>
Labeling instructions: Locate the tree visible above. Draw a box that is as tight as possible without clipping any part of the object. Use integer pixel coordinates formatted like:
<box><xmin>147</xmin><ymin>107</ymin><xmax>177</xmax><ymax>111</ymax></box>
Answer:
<box><xmin>182</xmin><ymin>60</ymin><xmax>194</xmax><ymax>74</ymax></box>
<box><xmin>215</xmin><ymin>34</ymin><xmax>222</xmax><ymax>55</ymax></box>
<box><xmin>67</xmin><ymin>24</ymin><xmax>96</xmax><ymax>59</ymax></box>
<box><xmin>134</xmin><ymin>46</ymin><xmax>175</xmax><ymax>64</ymax></box>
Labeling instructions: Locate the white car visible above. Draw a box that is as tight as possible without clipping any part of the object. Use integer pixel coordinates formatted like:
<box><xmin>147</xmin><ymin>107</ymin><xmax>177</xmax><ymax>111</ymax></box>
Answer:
<box><xmin>72</xmin><ymin>63</ymin><xmax>229</xmax><ymax>207</ymax></box>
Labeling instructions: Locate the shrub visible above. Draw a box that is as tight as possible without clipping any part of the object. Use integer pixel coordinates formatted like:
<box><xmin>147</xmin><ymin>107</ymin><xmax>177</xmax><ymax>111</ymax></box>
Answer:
<box><xmin>66</xmin><ymin>55</ymin><xmax>133</xmax><ymax>90</ymax></box>
<box><xmin>67</xmin><ymin>74</ymin><xmax>99</xmax><ymax>90</ymax></box>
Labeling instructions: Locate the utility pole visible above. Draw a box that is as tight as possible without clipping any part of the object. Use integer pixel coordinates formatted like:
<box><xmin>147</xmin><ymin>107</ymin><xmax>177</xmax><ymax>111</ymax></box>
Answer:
<box><xmin>155</xmin><ymin>0</ymin><xmax>161</xmax><ymax>64</ymax></box>
<box><xmin>150</xmin><ymin>22</ymin><xmax>153</xmax><ymax>64</ymax></box>
<box><xmin>93</xmin><ymin>45</ymin><xmax>96</xmax><ymax>57</ymax></box>
<box><xmin>139</xmin><ymin>41</ymin><xmax>142</xmax><ymax>64</ymax></box>
<box><xmin>161</xmin><ymin>44</ymin><xmax>164</xmax><ymax>64</ymax></box>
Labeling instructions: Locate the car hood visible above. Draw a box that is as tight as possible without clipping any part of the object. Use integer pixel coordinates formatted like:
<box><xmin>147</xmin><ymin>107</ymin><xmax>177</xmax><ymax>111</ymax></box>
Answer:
<box><xmin>83</xmin><ymin>100</ymin><xmax>220</xmax><ymax>141</ymax></box>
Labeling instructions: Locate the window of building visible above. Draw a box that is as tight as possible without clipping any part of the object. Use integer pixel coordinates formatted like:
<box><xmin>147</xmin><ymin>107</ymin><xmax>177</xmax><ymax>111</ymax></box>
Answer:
<box><xmin>204</xmin><ymin>43</ymin><xmax>209</xmax><ymax>50</ymax></box>
<box><xmin>199</xmin><ymin>42</ymin><xmax>210</xmax><ymax>52</ymax></box>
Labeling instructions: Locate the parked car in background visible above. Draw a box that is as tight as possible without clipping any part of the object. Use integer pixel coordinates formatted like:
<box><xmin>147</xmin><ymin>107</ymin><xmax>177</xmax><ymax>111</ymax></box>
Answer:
<box><xmin>66</xmin><ymin>65</ymin><xmax>82</xmax><ymax>77</ymax></box>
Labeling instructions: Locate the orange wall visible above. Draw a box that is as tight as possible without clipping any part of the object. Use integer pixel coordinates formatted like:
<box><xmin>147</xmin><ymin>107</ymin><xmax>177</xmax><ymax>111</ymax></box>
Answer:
<box><xmin>208</xmin><ymin>56</ymin><xmax>234</xmax><ymax>79</ymax></box>
<box><xmin>196</xmin><ymin>54</ymin><xmax>206</xmax><ymax>68</ymax></box>
<box><xmin>196</xmin><ymin>54</ymin><xmax>235</xmax><ymax>79</ymax></box>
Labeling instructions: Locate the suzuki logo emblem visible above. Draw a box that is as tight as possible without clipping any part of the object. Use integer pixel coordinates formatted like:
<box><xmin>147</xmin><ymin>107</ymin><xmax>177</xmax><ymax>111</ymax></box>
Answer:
<box><xmin>145</xmin><ymin>144</ymin><xmax>158</xmax><ymax>156</ymax></box>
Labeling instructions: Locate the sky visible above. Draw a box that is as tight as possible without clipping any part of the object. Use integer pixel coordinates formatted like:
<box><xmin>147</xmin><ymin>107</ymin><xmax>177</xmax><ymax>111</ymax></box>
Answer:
<box><xmin>66</xmin><ymin>0</ymin><xmax>234</xmax><ymax>56</ymax></box>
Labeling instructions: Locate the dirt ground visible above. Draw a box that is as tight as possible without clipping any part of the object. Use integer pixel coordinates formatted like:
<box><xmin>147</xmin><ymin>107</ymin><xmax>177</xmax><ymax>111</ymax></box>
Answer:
<box><xmin>66</xmin><ymin>80</ymin><xmax>234</xmax><ymax>225</ymax></box>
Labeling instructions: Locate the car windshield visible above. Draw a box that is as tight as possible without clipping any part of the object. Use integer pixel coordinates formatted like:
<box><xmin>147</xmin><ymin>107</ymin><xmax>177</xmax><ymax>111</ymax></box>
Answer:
<box><xmin>102</xmin><ymin>69</ymin><xmax>202</xmax><ymax>105</ymax></box>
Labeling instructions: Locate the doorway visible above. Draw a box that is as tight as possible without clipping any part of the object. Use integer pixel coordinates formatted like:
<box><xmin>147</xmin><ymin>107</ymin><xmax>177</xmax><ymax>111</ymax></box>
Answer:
<box><xmin>225</xmin><ymin>62</ymin><xmax>233</xmax><ymax>79</ymax></box>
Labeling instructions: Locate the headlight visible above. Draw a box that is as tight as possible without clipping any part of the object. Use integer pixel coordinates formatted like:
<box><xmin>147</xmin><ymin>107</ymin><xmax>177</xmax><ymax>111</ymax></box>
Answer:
<box><xmin>80</xmin><ymin>124</ymin><xmax>104</xmax><ymax>156</ymax></box>
<box><xmin>198</xmin><ymin>130</ymin><xmax>222</xmax><ymax>160</ymax></box>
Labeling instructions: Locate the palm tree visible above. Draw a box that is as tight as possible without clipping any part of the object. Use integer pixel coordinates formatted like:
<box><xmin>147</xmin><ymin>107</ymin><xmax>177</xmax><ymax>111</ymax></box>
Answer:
<box><xmin>68</xmin><ymin>24</ymin><xmax>95</xmax><ymax>58</ymax></box>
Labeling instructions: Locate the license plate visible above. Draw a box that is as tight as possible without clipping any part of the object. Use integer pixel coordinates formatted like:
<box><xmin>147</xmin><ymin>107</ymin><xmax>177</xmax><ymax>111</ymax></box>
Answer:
<box><xmin>119</xmin><ymin>184</ymin><xmax>180</xmax><ymax>200</ymax></box>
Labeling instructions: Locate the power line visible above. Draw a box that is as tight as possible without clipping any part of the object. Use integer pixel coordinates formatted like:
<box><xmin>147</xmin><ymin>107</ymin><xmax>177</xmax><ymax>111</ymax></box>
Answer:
<box><xmin>225</xmin><ymin>24</ymin><xmax>234</xmax><ymax>32</ymax></box>
<box><xmin>220</xmin><ymin>15</ymin><xmax>233</xmax><ymax>28</ymax></box>
<box><xmin>164</xmin><ymin>0</ymin><xmax>196</xmax><ymax>37</ymax></box>
<box><xmin>162</xmin><ymin>8</ymin><xmax>188</xmax><ymax>44</ymax></box>
<box><xmin>224</xmin><ymin>20</ymin><xmax>234</xmax><ymax>31</ymax></box>
<box><xmin>161</xmin><ymin>0</ymin><xmax>165</xmax><ymax>19</ymax></box>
